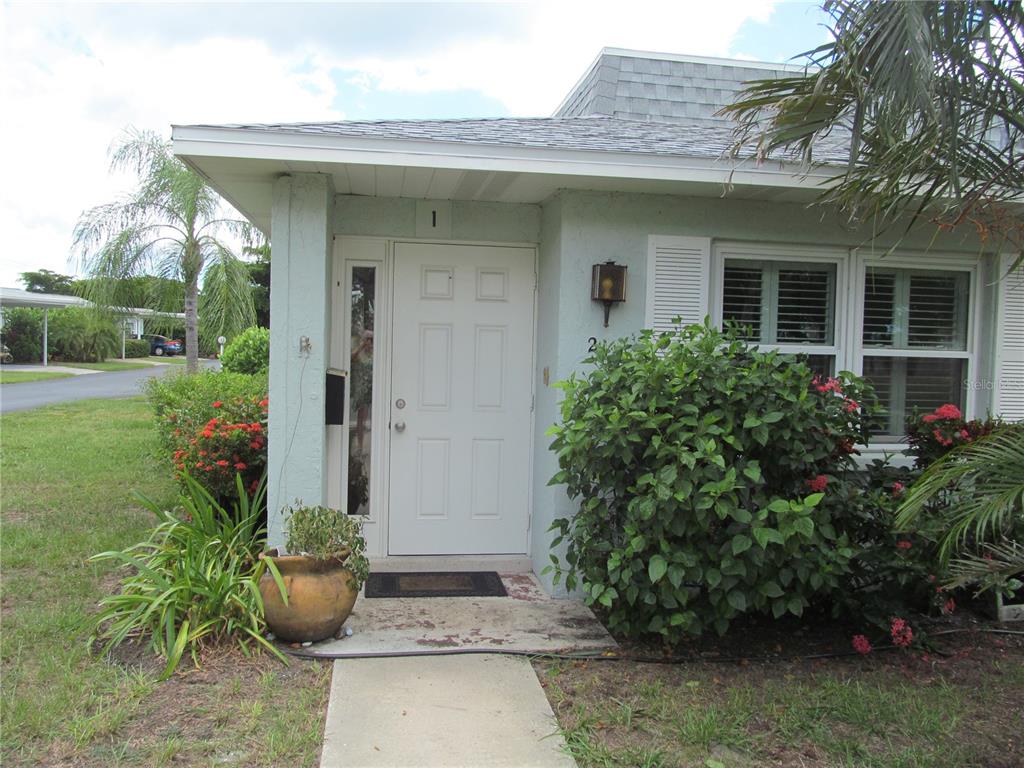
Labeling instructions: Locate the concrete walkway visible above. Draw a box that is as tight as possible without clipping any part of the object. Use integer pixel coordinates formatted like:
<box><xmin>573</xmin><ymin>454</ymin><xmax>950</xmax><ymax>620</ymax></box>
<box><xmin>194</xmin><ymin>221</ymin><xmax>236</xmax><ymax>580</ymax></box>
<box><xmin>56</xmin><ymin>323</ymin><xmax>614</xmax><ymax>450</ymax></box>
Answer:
<box><xmin>2</xmin><ymin>363</ymin><xmax>101</xmax><ymax>375</ymax></box>
<box><xmin>320</xmin><ymin>654</ymin><xmax>575</xmax><ymax>768</ymax></box>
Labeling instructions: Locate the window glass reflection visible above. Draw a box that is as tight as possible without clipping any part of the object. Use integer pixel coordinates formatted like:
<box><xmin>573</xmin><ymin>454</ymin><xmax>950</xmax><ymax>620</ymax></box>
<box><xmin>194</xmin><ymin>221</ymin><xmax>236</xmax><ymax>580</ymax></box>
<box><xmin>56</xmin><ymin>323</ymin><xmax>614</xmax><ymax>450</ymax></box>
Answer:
<box><xmin>348</xmin><ymin>266</ymin><xmax>375</xmax><ymax>515</ymax></box>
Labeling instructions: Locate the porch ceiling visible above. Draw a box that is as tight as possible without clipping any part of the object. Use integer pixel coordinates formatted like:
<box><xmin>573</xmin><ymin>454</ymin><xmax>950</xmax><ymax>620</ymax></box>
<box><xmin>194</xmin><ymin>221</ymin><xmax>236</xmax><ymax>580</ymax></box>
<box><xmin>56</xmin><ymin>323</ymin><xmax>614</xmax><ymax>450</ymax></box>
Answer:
<box><xmin>178</xmin><ymin>153</ymin><xmax>819</xmax><ymax>235</ymax></box>
<box><xmin>173</xmin><ymin>123</ymin><xmax>830</xmax><ymax>234</ymax></box>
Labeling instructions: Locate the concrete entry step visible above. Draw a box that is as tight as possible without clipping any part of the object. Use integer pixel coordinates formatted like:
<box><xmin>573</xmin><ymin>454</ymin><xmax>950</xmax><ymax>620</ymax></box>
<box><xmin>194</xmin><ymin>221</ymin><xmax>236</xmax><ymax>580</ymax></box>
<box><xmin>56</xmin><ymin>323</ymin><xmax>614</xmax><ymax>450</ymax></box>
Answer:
<box><xmin>298</xmin><ymin>574</ymin><xmax>615</xmax><ymax>657</ymax></box>
<box><xmin>320</xmin><ymin>654</ymin><xmax>576</xmax><ymax>768</ymax></box>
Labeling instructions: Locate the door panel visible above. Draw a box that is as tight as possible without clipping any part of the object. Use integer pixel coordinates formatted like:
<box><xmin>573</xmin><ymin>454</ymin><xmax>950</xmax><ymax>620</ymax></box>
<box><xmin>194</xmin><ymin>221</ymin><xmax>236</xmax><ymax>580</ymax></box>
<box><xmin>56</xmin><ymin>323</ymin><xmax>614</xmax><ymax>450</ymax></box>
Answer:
<box><xmin>388</xmin><ymin>243</ymin><xmax>534</xmax><ymax>555</ymax></box>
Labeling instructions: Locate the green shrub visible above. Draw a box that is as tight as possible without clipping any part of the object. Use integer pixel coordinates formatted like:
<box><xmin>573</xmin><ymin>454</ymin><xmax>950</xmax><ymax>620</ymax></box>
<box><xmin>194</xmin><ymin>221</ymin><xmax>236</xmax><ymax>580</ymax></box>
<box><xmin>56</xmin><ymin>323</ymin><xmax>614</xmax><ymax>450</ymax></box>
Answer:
<box><xmin>220</xmin><ymin>326</ymin><xmax>270</xmax><ymax>375</ymax></box>
<box><xmin>546</xmin><ymin>322</ymin><xmax>881</xmax><ymax>641</ymax></box>
<box><xmin>48</xmin><ymin>307</ymin><xmax>120</xmax><ymax>362</ymax></box>
<box><xmin>90</xmin><ymin>474</ymin><xmax>286</xmax><ymax>679</ymax></box>
<box><xmin>0</xmin><ymin>307</ymin><xmax>42</xmax><ymax>362</ymax></box>
<box><xmin>284</xmin><ymin>505</ymin><xmax>370</xmax><ymax>590</ymax></box>
<box><xmin>146</xmin><ymin>370</ymin><xmax>268</xmax><ymax>499</ymax></box>
<box><xmin>124</xmin><ymin>338</ymin><xmax>151</xmax><ymax>358</ymax></box>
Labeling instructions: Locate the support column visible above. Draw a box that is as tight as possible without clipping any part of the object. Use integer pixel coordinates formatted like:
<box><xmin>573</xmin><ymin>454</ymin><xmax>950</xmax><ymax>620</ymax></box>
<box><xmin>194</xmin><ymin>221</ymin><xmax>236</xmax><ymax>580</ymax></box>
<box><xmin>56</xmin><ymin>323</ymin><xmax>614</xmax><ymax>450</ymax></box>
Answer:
<box><xmin>42</xmin><ymin>308</ymin><xmax>48</xmax><ymax>366</ymax></box>
<box><xmin>267</xmin><ymin>173</ymin><xmax>335</xmax><ymax>548</ymax></box>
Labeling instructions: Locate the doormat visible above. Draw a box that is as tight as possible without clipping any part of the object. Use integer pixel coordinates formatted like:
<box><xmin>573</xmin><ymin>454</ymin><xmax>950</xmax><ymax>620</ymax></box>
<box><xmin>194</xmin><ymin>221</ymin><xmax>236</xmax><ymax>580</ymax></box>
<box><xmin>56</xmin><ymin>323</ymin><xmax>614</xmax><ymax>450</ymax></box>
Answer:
<box><xmin>365</xmin><ymin>571</ymin><xmax>508</xmax><ymax>598</ymax></box>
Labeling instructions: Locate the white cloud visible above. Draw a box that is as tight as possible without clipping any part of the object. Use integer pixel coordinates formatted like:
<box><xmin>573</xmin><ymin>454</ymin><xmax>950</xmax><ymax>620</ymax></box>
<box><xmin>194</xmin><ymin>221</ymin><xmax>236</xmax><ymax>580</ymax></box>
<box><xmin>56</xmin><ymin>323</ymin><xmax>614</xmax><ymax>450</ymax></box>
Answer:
<box><xmin>334</xmin><ymin>1</ymin><xmax>777</xmax><ymax>115</ymax></box>
<box><xmin>0</xmin><ymin>9</ymin><xmax>342</xmax><ymax>286</ymax></box>
<box><xmin>0</xmin><ymin>1</ymin><xmax>778</xmax><ymax>287</ymax></box>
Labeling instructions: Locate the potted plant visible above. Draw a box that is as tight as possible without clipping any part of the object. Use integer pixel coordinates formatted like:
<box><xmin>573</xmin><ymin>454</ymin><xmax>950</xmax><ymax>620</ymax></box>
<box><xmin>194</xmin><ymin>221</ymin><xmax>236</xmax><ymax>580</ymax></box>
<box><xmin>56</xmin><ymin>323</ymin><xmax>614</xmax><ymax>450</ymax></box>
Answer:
<box><xmin>259</xmin><ymin>505</ymin><xmax>369</xmax><ymax>643</ymax></box>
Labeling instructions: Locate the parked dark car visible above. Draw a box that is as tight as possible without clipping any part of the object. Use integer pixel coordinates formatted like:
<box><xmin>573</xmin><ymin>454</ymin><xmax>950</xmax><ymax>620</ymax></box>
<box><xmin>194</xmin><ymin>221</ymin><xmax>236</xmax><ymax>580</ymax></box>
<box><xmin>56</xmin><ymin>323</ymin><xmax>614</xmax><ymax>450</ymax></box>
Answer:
<box><xmin>143</xmin><ymin>334</ymin><xmax>182</xmax><ymax>356</ymax></box>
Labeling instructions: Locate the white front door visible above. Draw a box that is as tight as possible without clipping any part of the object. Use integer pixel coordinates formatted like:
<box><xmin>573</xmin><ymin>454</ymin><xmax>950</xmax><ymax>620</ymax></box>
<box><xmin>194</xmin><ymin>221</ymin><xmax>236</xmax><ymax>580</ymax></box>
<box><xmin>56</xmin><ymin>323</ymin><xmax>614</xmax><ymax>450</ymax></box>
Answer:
<box><xmin>388</xmin><ymin>242</ymin><xmax>534</xmax><ymax>555</ymax></box>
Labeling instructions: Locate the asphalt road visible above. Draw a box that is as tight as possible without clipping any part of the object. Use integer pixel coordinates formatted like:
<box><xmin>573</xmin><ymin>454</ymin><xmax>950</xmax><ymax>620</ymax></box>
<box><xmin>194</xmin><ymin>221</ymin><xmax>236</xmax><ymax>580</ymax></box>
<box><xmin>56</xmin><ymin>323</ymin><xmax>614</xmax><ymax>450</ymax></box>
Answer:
<box><xmin>0</xmin><ymin>362</ymin><xmax>216</xmax><ymax>413</ymax></box>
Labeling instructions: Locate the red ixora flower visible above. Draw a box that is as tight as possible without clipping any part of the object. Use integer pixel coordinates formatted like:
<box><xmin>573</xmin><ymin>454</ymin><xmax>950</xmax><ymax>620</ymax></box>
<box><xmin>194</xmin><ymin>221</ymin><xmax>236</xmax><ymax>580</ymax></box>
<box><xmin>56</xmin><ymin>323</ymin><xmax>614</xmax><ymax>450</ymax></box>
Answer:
<box><xmin>844</xmin><ymin>398</ymin><xmax>860</xmax><ymax>413</ymax></box>
<box><xmin>216</xmin><ymin>459</ymin><xmax>230</xmax><ymax>467</ymax></box>
<box><xmin>812</xmin><ymin>376</ymin><xmax>844</xmax><ymax>395</ymax></box>
<box><xmin>234</xmin><ymin>462</ymin><xmax>247</xmax><ymax>471</ymax></box>
<box><xmin>805</xmin><ymin>474</ymin><xmax>828</xmax><ymax>493</ymax></box>
<box><xmin>259</xmin><ymin>398</ymin><xmax>269</xmax><ymax>407</ymax></box>
<box><xmin>892</xmin><ymin>481</ymin><xmax>905</xmax><ymax>497</ymax></box>
<box><xmin>212</xmin><ymin>401</ymin><xmax>223</xmax><ymax>408</ymax></box>
<box><xmin>922</xmin><ymin>403</ymin><xmax>962</xmax><ymax>423</ymax></box>
<box><xmin>890</xmin><ymin>617</ymin><xmax>914</xmax><ymax>648</ymax></box>
<box><xmin>942</xmin><ymin>597</ymin><xmax>956</xmax><ymax>615</ymax></box>
<box><xmin>896</xmin><ymin>540</ymin><xmax>912</xmax><ymax>550</ymax></box>
<box><xmin>852</xmin><ymin>634</ymin><xmax>872</xmax><ymax>655</ymax></box>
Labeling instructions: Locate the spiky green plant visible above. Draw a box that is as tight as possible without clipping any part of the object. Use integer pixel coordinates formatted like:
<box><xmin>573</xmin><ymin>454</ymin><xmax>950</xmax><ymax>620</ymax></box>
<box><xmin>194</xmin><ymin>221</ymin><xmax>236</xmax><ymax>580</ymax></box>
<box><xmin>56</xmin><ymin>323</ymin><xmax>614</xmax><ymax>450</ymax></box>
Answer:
<box><xmin>895</xmin><ymin>426</ymin><xmax>1024</xmax><ymax>589</ymax></box>
<box><xmin>73</xmin><ymin>128</ymin><xmax>258</xmax><ymax>372</ymax></box>
<box><xmin>91</xmin><ymin>473</ymin><xmax>286</xmax><ymax>680</ymax></box>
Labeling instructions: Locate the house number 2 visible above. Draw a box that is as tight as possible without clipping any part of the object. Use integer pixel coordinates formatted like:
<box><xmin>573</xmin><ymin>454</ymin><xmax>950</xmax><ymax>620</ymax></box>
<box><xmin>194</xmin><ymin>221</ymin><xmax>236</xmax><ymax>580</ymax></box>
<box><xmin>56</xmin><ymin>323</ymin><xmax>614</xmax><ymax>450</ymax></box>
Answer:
<box><xmin>587</xmin><ymin>337</ymin><xmax>598</xmax><ymax>353</ymax></box>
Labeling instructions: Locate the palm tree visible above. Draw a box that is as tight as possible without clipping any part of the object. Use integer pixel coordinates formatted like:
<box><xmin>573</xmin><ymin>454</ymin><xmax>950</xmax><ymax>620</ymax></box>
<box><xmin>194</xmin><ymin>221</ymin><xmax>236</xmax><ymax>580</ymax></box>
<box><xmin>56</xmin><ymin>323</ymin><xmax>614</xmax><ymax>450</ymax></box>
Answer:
<box><xmin>73</xmin><ymin>129</ymin><xmax>258</xmax><ymax>372</ymax></box>
<box><xmin>721</xmin><ymin>0</ymin><xmax>1023</xmax><ymax>262</ymax></box>
<box><xmin>895</xmin><ymin>426</ymin><xmax>1024</xmax><ymax>588</ymax></box>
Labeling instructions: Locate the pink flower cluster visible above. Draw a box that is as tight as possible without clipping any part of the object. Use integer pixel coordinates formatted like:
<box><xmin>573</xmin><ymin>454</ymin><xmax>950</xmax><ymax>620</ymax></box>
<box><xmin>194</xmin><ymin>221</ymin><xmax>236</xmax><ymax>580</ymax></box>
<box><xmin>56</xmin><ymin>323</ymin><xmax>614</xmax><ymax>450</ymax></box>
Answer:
<box><xmin>805</xmin><ymin>474</ymin><xmax>829</xmax><ymax>493</ymax></box>
<box><xmin>813</xmin><ymin>375</ymin><xmax>844</xmax><ymax>394</ymax></box>
<box><xmin>852</xmin><ymin>634</ymin><xmax>872</xmax><ymax>655</ymax></box>
<box><xmin>922</xmin><ymin>403</ymin><xmax>962</xmax><ymax>423</ymax></box>
<box><xmin>890</xmin><ymin>617</ymin><xmax>914</xmax><ymax>648</ymax></box>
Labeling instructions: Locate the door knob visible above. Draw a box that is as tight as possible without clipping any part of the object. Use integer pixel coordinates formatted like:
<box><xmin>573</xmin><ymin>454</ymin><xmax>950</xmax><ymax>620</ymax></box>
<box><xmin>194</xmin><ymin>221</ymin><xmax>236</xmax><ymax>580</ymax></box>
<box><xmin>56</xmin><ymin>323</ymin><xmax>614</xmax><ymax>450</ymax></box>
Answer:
<box><xmin>394</xmin><ymin>421</ymin><xmax>406</xmax><ymax>432</ymax></box>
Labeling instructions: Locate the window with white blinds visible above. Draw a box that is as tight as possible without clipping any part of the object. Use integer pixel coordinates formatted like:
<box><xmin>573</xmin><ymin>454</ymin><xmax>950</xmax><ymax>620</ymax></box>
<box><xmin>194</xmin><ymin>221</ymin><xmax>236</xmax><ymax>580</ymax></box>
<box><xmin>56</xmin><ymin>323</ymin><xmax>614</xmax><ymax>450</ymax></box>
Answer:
<box><xmin>723</xmin><ymin>260</ymin><xmax>836</xmax><ymax>344</ymax></box>
<box><xmin>860</xmin><ymin>267</ymin><xmax>971</xmax><ymax>439</ymax></box>
<box><xmin>722</xmin><ymin>259</ymin><xmax>837</xmax><ymax>375</ymax></box>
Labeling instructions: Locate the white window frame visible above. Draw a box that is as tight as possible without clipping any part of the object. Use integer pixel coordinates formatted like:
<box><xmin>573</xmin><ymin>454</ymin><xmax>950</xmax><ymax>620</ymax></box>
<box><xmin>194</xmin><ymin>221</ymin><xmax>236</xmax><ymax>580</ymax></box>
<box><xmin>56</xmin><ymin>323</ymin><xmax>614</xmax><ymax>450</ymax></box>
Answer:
<box><xmin>712</xmin><ymin>242</ymin><xmax>850</xmax><ymax>371</ymax></box>
<box><xmin>850</xmin><ymin>249</ymin><xmax>981</xmax><ymax>451</ymax></box>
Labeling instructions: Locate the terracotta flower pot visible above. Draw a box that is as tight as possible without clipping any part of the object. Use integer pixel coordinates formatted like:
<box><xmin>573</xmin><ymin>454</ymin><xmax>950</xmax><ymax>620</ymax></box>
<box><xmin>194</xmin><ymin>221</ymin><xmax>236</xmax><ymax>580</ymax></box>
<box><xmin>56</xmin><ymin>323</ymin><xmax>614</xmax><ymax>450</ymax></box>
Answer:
<box><xmin>259</xmin><ymin>550</ymin><xmax>358</xmax><ymax>643</ymax></box>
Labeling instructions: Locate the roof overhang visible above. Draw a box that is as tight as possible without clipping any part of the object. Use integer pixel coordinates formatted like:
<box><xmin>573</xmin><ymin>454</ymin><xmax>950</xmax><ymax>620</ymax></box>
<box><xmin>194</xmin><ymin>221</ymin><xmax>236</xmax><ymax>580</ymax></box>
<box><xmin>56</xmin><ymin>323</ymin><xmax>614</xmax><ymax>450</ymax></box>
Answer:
<box><xmin>172</xmin><ymin>124</ymin><xmax>836</xmax><ymax>235</ymax></box>
<box><xmin>0</xmin><ymin>287</ymin><xmax>185</xmax><ymax>319</ymax></box>
<box><xmin>0</xmin><ymin>288</ymin><xmax>90</xmax><ymax>310</ymax></box>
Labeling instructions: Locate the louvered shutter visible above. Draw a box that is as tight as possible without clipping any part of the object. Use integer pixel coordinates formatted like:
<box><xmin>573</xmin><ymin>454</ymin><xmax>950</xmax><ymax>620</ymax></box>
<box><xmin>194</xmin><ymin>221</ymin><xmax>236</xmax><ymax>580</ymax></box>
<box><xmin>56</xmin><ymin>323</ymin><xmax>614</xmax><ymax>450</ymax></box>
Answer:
<box><xmin>994</xmin><ymin>256</ymin><xmax>1024</xmax><ymax>421</ymax></box>
<box><xmin>645</xmin><ymin>236</ymin><xmax>711</xmax><ymax>333</ymax></box>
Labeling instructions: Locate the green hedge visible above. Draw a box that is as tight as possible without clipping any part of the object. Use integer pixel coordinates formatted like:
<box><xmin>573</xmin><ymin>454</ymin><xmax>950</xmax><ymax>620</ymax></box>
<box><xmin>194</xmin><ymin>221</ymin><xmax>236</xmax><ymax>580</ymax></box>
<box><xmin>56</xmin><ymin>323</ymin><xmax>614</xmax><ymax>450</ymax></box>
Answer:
<box><xmin>124</xmin><ymin>339</ymin><xmax>151</xmax><ymax>358</ymax></box>
<box><xmin>220</xmin><ymin>326</ymin><xmax>269</xmax><ymax>375</ymax></box>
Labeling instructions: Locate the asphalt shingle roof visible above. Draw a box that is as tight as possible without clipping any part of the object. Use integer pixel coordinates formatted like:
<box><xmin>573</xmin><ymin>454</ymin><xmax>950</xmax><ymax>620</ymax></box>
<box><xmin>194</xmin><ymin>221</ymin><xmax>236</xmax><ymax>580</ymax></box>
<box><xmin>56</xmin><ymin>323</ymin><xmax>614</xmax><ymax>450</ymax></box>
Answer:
<box><xmin>199</xmin><ymin>116</ymin><xmax>851</xmax><ymax>166</ymax></box>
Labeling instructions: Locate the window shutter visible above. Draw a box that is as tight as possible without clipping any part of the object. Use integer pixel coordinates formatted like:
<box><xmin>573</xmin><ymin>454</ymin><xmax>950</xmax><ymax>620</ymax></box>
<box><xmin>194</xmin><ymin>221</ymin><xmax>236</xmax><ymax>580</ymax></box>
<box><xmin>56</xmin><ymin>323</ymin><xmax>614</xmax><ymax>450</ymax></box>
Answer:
<box><xmin>995</xmin><ymin>256</ymin><xmax>1024</xmax><ymax>421</ymax></box>
<box><xmin>645</xmin><ymin>236</ymin><xmax>711</xmax><ymax>333</ymax></box>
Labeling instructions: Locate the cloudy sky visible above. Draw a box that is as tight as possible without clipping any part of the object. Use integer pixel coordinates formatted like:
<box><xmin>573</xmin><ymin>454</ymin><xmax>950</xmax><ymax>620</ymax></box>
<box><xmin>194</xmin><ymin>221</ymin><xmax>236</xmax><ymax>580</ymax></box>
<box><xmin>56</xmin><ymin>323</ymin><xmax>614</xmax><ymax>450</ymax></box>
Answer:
<box><xmin>0</xmin><ymin>1</ymin><xmax>831</xmax><ymax>288</ymax></box>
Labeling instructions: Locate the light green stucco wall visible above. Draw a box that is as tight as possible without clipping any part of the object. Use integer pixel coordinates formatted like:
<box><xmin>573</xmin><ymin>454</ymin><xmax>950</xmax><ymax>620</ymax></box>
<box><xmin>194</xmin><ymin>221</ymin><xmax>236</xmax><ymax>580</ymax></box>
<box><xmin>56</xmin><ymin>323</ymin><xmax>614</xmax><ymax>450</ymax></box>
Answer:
<box><xmin>528</xmin><ymin>188</ymin><xmax>989</xmax><ymax>590</ymax></box>
<box><xmin>334</xmin><ymin>195</ymin><xmax>541</xmax><ymax>243</ymax></box>
<box><xmin>269</xmin><ymin>183</ymin><xmax>992</xmax><ymax>587</ymax></box>
<box><xmin>267</xmin><ymin>173</ymin><xmax>335</xmax><ymax>547</ymax></box>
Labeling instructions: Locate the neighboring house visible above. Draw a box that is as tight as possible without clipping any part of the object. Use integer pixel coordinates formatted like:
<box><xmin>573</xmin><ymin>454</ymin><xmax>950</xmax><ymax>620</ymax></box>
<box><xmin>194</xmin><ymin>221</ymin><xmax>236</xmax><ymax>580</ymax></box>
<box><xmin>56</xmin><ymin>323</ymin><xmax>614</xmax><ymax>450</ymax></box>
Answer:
<box><xmin>0</xmin><ymin>286</ymin><xmax>184</xmax><ymax>363</ymax></box>
<box><xmin>172</xmin><ymin>48</ymin><xmax>1024</xmax><ymax>592</ymax></box>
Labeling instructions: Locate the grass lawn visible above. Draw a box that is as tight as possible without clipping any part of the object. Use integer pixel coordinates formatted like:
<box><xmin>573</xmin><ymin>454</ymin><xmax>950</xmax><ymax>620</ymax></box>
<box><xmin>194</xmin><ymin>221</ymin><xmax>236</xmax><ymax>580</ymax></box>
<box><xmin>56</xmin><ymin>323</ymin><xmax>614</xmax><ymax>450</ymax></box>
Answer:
<box><xmin>0</xmin><ymin>398</ymin><xmax>331</xmax><ymax>767</ymax></box>
<box><xmin>64</xmin><ymin>361</ymin><xmax>153</xmax><ymax>372</ymax></box>
<box><xmin>536</xmin><ymin>631</ymin><xmax>1024</xmax><ymax>767</ymax></box>
<box><xmin>149</xmin><ymin>355</ymin><xmax>186</xmax><ymax>364</ymax></box>
<box><xmin>0</xmin><ymin>370</ymin><xmax>74</xmax><ymax>384</ymax></box>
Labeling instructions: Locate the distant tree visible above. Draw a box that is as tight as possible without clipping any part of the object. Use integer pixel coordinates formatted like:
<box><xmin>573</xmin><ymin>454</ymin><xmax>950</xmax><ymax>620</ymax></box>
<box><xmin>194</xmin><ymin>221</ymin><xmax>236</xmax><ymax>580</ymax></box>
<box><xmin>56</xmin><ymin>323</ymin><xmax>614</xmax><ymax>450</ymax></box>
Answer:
<box><xmin>723</xmin><ymin>0</ymin><xmax>1023</xmax><ymax>264</ymax></box>
<box><xmin>19</xmin><ymin>269</ymin><xmax>77</xmax><ymax>295</ymax></box>
<box><xmin>73</xmin><ymin>128</ymin><xmax>258</xmax><ymax>372</ymax></box>
<box><xmin>245</xmin><ymin>244</ymin><xmax>271</xmax><ymax>328</ymax></box>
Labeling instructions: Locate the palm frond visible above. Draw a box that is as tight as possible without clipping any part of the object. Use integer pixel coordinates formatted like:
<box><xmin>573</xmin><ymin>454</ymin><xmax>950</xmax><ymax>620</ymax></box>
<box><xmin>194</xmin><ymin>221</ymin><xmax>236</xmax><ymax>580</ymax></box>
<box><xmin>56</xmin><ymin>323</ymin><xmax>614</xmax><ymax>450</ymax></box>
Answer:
<box><xmin>721</xmin><ymin>0</ymin><xmax>1024</xmax><ymax>251</ymax></box>
<box><xmin>946</xmin><ymin>539</ymin><xmax>1024</xmax><ymax>591</ymax></box>
<box><xmin>199</xmin><ymin>240</ymin><xmax>257</xmax><ymax>342</ymax></box>
<box><xmin>895</xmin><ymin>425</ymin><xmax>1024</xmax><ymax>559</ymax></box>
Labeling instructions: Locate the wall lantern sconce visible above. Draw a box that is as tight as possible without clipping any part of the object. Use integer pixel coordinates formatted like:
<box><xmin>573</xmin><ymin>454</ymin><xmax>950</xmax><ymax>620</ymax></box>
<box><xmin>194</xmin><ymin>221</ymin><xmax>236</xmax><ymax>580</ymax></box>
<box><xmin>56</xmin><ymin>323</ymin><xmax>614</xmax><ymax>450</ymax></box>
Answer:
<box><xmin>591</xmin><ymin>261</ymin><xmax>627</xmax><ymax>327</ymax></box>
